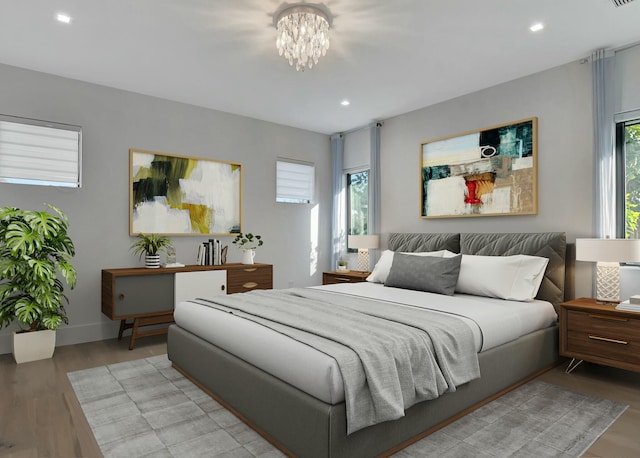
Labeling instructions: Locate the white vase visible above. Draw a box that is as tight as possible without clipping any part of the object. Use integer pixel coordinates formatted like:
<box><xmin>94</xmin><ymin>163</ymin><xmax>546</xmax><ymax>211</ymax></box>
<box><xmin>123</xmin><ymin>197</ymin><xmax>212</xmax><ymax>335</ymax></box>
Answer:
<box><xmin>145</xmin><ymin>254</ymin><xmax>161</xmax><ymax>268</ymax></box>
<box><xmin>242</xmin><ymin>249</ymin><xmax>256</xmax><ymax>265</ymax></box>
<box><xmin>11</xmin><ymin>329</ymin><xmax>56</xmax><ymax>364</ymax></box>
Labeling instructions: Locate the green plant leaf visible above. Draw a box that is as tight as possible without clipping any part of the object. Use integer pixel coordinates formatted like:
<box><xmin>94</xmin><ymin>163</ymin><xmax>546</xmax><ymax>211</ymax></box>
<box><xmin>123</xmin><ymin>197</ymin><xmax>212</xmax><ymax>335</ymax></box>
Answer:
<box><xmin>0</xmin><ymin>205</ymin><xmax>75</xmax><ymax>331</ymax></box>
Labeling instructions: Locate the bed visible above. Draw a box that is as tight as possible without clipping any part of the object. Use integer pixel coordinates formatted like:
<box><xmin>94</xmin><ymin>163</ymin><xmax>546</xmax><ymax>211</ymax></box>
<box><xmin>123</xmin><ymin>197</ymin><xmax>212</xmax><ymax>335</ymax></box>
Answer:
<box><xmin>167</xmin><ymin>232</ymin><xmax>567</xmax><ymax>457</ymax></box>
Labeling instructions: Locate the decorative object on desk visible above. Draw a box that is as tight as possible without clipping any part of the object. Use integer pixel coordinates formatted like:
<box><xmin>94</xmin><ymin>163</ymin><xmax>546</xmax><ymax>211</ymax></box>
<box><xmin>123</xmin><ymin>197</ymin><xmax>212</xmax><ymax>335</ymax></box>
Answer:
<box><xmin>576</xmin><ymin>238</ymin><xmax>640</xmax><ymax>303</ymax></box>
<box><xmin>197</xmin><ymin>239</ymin><xmax>226</xmax><ymax>265</ymax></box>
<box><xmin>221</xmin><ymin>245</ymin><xmax>228</xmax><ymax>264</ymax></box>
<box><xmin>242</xmin><ymin>249</ymin><xmax>256</xmax><ymax>265</ymax></box>
<box><xmin>348</xmin><ymin>234</ymin><xmax>379</xmax><ymax>271</ymax></box>
<box><xmin>336</xmin><ymin>258</ymin><xmax>349</xmax><ymax>271</ymax></box>
<box><xmin>0</xmin><ymin>205</ymin><xmax>77</xmax><ymax>363</ymax></box>
<box><xmin>130</xmin><ymin>149</ymin><xmax>242</xmax><ymax>236</ymax></box>
<box><xmin>420</xmin><ymin>118</ymin><xmax>537</xmax><ymax>218</ymax></box>
<box><xmin>233</xmin><ymin>232</ymin><xmax>264</xmax><ymax>265</ymax></box>
<box><xmin>129</xmin><ymin>233</ymin><xmax>173</xmax><ymax>268</ymax></box>
<box><xmin>163</xmin><ymin>245</ymin><xmax>184</xmax><ymax>267</ymax></box>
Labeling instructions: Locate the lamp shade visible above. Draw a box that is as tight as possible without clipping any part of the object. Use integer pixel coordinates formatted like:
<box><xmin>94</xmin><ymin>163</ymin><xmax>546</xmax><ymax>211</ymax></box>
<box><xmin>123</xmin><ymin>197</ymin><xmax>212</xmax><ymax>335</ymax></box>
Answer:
<box><xmin>575</xmin><ymin>238</ymin><xmax>640</xmax><ymax>263</ymax></box>
<box><xmin>348</xmin><ymin>235</ymin><xmax>379</xmax><ymax>250</ymax></box>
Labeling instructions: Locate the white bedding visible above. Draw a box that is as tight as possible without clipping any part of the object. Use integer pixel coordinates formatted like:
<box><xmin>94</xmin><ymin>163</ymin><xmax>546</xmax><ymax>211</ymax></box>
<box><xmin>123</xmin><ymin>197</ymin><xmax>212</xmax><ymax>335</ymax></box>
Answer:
<box><xmin>173</xmin><ymin>283</ymin><xmax>557</xmax><ymax>405</ymax></box>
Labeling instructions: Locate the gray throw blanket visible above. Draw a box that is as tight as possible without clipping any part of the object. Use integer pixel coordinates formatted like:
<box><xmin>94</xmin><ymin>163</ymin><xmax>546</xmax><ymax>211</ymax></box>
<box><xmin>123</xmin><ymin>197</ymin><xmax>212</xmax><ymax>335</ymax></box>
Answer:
<box><xmin>194</xmin><ymin>288</ymin><xmax>480</xmax><ymax>434</ymax></box>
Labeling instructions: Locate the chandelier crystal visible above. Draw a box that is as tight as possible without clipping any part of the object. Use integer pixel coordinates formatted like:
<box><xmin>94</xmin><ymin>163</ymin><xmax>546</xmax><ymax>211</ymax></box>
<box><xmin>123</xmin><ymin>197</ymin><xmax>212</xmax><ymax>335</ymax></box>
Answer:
<box><xmin>275</xmin><ymin>5</ymin><xmax>331</xmax><ymax>71</ymax></box>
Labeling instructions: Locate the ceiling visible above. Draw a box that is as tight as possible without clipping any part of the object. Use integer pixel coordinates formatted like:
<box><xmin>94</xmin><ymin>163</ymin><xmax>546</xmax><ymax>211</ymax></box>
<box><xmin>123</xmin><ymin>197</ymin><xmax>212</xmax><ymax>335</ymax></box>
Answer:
<box><xmin>1</xmin><ymin>0</ymin><xmax>640</xmax><ymax>135</ymax></box>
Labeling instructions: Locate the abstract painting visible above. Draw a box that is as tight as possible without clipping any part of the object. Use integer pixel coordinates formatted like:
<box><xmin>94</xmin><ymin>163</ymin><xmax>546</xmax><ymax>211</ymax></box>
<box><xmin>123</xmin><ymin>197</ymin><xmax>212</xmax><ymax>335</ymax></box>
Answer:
<box><xmin>420</xmin><ymin>118</ymin><xmax>537</xmax><ymax>218</ymax></box>
<box><xmin>130</xmin><ymin>149</ymin><xmax>242</xmax><ymax>235</ymax></box>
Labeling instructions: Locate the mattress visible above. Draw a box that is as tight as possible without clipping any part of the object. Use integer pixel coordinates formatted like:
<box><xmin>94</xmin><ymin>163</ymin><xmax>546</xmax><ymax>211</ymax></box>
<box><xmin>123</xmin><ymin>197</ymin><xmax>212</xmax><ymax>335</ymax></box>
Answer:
<box><xmin>173</xmin><ymin>282</ymin><xmax>557</xmax><ymax>405</ymax></box>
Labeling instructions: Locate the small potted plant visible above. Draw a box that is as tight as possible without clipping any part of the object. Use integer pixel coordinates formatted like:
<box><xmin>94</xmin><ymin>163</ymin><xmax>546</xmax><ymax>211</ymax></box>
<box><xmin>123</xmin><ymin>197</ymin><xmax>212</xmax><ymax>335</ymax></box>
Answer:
<box><xmin>337</xmin><ymin>258</ymin><xmax>349</xmax><ymax>271</ymax></box>
<box><xmin>0</xmin><ymin>205</ymin><xmax>77</xmax><ymax>363</ymax></box>
<box><xmin>232</xmin><ymin>232</ymin><xmax>264</xmax><ymax>264</ymax></box>
<box><xmin>130</xmin><ymin>233</ymin><xmax>173</xmax><ymax>268</ymax></box>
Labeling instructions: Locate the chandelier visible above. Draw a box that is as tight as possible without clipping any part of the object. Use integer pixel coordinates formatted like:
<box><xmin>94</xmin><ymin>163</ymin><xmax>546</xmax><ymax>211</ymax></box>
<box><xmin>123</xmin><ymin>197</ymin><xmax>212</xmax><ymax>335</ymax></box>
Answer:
<box><xmin>275</xmin><ymin>4</ymin><xmax>331</xmax><ymax>71</ymax></box>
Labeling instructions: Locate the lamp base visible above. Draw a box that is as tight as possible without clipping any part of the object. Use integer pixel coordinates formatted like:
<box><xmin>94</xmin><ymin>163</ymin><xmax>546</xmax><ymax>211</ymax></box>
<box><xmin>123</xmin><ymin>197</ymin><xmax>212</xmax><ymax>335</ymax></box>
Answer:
<box><xmin>357</xmin><ymin>249</ymin><xmax>370</xmax><ymax>272</ymax></box>
<box><xmin>595</xmin><ymin>261</ymin><xmax>620</xmax><ymax>304</ymax></box>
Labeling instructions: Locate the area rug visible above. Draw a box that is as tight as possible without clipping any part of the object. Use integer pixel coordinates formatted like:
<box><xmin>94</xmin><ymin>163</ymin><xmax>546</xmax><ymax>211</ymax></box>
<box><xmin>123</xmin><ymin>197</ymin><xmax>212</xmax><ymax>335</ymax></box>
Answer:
<box><xmin>68</xmin><ymin>355</ymin><xmax>627</xmax><ymax>458</ymax></box>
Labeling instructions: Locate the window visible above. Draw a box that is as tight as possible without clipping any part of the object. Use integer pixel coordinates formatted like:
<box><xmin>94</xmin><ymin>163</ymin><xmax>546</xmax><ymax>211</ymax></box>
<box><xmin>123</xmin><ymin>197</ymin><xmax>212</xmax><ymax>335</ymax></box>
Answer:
<box><xmin>0</xmin><ymin>114</ymin><xmax>82</xmax><ymax>188</ymax></box>
<box><xmin>276</xmin><ymin>160</ymin><xmax>314</xmax><ymax>203</ymax></box>
<box><xmin>347</xmin><ymin>169</ymin><xmax>369</xmax><ymax>236</ymax></box>
<box><xmin>616</xmin><ymin>119</ymin><xmax>640</xmax><ymax>238</ymax></box>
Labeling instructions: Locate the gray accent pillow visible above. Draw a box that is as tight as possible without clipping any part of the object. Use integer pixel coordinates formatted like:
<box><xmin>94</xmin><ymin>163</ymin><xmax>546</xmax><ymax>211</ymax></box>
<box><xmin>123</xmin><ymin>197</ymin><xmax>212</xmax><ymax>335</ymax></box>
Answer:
<box><xmin>384</xmin><ymin>253</ymin><xmax>462</xmax><ymax>295</ymax></box>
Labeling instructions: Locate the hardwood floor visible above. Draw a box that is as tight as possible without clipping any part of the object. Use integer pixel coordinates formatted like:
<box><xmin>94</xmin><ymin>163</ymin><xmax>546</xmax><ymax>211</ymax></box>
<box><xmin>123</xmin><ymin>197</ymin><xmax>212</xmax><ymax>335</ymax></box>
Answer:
<box><xmin>1</xmin><ymin>337</ymin><xmax>639</xmax><ymax>457</ymax></box>
<box><xmin>0</xmin><ymin>335</ymin><xmax>167</xmax><ymax>458</ymax></box>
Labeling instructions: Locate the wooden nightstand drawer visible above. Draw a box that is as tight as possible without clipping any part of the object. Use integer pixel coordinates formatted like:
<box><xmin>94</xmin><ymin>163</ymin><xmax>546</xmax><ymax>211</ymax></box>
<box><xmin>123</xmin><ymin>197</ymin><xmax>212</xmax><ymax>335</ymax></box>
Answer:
<box><xmin>227</xmin><ymin>264</ymin><xmax>273</xmax><ymax>294</ymax></box>
<box><xmin>322</xmin><ymin>271</ymin><xmax>369</xmax><ymax>285</ymax></box>
<box><xmin>566</xmin><ymin>330</ymin><xmax>640</xmax><ymax>366</ymax></box>
<box><xmin>567</xmin><ymin>310</ymin><xmax>640</xmax><ymax>341</ymax></box>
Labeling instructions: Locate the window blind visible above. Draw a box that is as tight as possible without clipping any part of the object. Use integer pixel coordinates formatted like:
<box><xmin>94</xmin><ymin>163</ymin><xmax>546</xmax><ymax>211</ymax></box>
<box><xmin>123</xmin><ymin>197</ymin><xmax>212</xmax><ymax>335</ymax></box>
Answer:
<box><xmin>276</xmin><ymin>160</ymin><xmax>314</xmax><ymax>203</ymax></box>
<box><xmin>0</xmin><ymin>115</ymin><xmax>82</xmax><ymax>188</ymax></box>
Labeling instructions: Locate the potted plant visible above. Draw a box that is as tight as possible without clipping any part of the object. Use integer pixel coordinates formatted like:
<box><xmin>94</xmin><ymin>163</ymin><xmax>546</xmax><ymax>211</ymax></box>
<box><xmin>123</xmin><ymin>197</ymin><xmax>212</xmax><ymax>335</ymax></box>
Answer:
<box><xmin>130</xmin><ymin>233</ymin><xmax>173</xmax><ymax>268</ymax></box>
<box><xmin>337</xmin><ymin>258</ymin><xmax>349</xmax><ymax>271</ymax></box>
<box><xmin>232</xmin><ymin>232</ymin><xmax>264</xmax><ymax>265</ymax></box>
<box><xmin>0</xmin><ymin>205</ymin><xmax>77</xmax><ymax>363</ymax></box>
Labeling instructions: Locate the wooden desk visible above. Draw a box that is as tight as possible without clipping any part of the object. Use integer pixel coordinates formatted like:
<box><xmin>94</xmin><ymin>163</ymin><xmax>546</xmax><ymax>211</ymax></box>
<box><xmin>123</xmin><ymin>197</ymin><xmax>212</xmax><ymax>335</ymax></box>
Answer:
<box><xmin>102</xmin><ymin>263</ymin><xmax>272</xmax><ymax>349</ymax></box>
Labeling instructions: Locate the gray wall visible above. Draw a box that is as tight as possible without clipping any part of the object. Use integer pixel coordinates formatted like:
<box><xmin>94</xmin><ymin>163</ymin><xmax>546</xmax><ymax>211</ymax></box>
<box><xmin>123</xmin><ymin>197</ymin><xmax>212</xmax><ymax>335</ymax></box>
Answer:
<box><xmin>379</xmin><ymin>60</ymin><xmax>594</xmax><ymax>298</ymax></box>
<box><xmin>0</xmin><ymin>63</ymin><xmax>331</xmax><ymax>354</ymax></box>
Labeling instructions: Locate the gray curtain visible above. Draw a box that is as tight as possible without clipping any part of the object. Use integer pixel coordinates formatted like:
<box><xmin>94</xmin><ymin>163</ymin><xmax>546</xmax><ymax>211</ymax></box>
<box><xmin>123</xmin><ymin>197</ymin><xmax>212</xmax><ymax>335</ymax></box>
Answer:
<box><xmin>369</xmin><ymin>122</ymin><xmax>382</xmax><ymax>266</ymax></box>
<box><xmin>592</xmin><ymin>48</ymin><xmax>616</xmax><ymax>238</ymax></box>
<box><xmin>330</xmin><ymin>133</ymin><xmax>345</xmax><ymax>270</ymax></box>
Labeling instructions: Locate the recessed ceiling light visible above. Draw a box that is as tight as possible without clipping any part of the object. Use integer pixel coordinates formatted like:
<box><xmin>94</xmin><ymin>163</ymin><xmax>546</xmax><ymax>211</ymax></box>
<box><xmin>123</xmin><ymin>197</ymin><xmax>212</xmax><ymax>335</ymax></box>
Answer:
<box><xmin>529</xmin><ymin>23</ymin><xmax>544</xmax><ymax>32</ymax></box>
<box><xmin>340</xmin><ymin>100</ymin><xmax>350</xmax><ymax>106</ymax></box>
<box><xmin>57</xmin><ymin>13</ymin><xmax>71</xmax><ymax>24</ymax></box>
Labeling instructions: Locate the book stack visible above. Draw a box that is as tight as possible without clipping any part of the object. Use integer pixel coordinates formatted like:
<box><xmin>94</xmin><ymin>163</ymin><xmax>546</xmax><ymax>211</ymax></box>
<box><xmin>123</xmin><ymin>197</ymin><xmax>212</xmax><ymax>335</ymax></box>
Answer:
<box><xmin>197</xmin><ymin>239</ymin><xmax>223</xmax><ymax>266</ymax></box>
<box><xmin>615</xmin><ymin>295</ymin><xmax>640</xmax><ymax>312</ymax></box>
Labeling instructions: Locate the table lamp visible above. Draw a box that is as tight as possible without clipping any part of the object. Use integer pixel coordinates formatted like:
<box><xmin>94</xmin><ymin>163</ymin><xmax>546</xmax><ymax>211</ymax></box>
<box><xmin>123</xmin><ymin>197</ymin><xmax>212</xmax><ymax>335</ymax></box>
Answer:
<box><xmin>575</xmin><ymin>238</ymin><xmax>640</xmax><ymax>303</ymax></box>
<box><xmin>347</xmin><ymin>235</ymin><xmax>379</xmax><ymax>272</ymax></box>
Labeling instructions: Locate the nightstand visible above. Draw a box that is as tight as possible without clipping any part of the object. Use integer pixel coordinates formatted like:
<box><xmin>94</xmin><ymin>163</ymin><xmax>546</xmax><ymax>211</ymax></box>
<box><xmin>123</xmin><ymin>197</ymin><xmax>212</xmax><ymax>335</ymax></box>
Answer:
<box><xmin>322</xmin><ymin>270</ymin><xmax>370</xmax><ymax>285</ymax></box>
<box><xmin>559</xmin><ymin>298</ymin><xmax>640</xmax><ymax>373</ymax></box>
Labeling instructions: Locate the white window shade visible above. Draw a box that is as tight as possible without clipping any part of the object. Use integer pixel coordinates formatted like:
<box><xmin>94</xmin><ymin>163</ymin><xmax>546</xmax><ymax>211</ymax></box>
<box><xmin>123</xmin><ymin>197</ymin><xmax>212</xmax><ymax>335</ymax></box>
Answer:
<box><xmin>276</xmin><ymin>160</ymin><xmax>314</xmax><ymax>203</ymax></box>
<box><xmin>0</xmin><ymin>115</ymin><xmax>82</xmax><ymax>188</ymax></box>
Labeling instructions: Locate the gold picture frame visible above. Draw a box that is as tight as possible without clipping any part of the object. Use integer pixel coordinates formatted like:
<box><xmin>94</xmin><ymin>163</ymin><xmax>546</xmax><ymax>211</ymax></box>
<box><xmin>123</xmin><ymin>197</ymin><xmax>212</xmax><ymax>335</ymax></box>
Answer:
<box><xmin>420</xmin><ymin>117</ymin><xmax>538</xmax><ymax>218</ymax></box>
<box><xmin>129</xmin><ymin>149</ymin><xmax>242</xmax><ymax>235</ymax></box>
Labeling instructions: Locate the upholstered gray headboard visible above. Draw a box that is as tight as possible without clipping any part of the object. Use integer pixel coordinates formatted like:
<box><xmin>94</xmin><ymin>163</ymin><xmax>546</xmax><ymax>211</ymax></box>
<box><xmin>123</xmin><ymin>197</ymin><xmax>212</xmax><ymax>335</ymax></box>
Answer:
<box><xmin>388</xmin><ymin>232</ymin><xmax>567</xmax><ymax>307</ymax></box>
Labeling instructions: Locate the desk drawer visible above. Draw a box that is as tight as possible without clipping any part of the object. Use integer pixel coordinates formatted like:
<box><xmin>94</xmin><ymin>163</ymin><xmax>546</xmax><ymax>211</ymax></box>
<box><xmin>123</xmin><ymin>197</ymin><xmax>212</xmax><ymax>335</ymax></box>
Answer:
<box><xmin>227</xmin><ymin>265</ymin><xmax>272</xmax><ymax>294</ymax></box>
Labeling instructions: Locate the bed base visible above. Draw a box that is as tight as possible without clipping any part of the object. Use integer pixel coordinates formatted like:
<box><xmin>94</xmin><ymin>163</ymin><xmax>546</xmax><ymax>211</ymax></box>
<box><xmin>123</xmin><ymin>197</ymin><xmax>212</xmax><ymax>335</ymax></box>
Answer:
<box><xmin>168</xmin><ymin>324</ymin><xmax>558</xmax><ymax>458</ymax></box>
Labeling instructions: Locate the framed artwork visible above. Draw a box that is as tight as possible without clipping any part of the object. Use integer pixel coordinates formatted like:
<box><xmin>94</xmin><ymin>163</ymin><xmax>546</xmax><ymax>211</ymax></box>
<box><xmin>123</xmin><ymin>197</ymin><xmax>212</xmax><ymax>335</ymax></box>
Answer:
<box><xmin>129</xmin><ymin>149</ymin><xmax>242</xmax><ymax>235</ymax></box>
<box><xmin>420</xmin><ymin>118</ymin><xmax>537</xmax><ymax>218</ymax></box>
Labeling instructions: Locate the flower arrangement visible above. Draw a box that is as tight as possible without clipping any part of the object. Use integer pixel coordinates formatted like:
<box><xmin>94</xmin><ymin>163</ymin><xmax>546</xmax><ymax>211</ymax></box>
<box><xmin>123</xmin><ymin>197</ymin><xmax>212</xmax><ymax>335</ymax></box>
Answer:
<box><xmin>232</xmin><ymin>232</ymin><xmax>264</xmax><ymax>250</ymax></box>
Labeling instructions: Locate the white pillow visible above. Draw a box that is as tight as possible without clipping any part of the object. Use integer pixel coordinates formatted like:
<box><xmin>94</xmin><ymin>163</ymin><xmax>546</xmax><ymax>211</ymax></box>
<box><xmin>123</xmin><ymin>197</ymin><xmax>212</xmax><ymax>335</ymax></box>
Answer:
<box><xmin>455</xmin><ymin>254</ymin><xmax>549</xmax><ymax>301</ymax></box>
<box><xmin>367</xmin><ymin>249</ymin><xmax>447</xmax><ymax>283</ymax></box>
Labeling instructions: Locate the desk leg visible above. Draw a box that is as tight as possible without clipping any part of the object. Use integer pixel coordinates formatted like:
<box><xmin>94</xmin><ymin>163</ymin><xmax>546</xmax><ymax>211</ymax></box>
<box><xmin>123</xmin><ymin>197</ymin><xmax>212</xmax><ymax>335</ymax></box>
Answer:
<box><xmin>118</xmin><ymin>319</ymin><xmax>132</xmax><ymax>340</ymax></box>
<box><xmin>129</xmin><ymin>318</ymin><xmax>140</xmax><ymax>350</ymax></box>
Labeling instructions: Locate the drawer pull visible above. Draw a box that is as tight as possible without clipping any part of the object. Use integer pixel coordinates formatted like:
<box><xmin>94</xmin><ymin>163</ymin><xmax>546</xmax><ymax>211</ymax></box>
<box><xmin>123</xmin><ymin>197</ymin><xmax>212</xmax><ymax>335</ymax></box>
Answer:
<box><xmin>588</xmin><ymin>313</ymin><xmax>628</xmax><ymax>322</ymax></box>
<box><xmin>243</xmin><ymin>268</ymin><xmax>258</xmax><ymax>273</ymax></box>
<box><xmin>588</xmin><ymin>335</ymin><xmax>628</xmax><ymax>345</ymax></box>
<box><xmin>243</xmin><ymin>282</ymin><xmax>258</xmax><ymax>289</ymax></box>
<box><xmin>118</xmin><ymin>293</ymin><xmax>125</xmax><ymax>301</ymax></box>
<box><xmin>335</xmin><ymin>277</ymin><xmax>352</xmax><ymax>282</ymax></box>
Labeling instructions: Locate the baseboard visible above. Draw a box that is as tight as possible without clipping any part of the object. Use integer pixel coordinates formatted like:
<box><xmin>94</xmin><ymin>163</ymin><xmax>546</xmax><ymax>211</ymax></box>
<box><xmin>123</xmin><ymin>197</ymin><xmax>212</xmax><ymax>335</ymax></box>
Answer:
<box><xmin>0</xmin><ymin>321</ymin><xmax>120</xmax><ymax>355</ymax></box>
